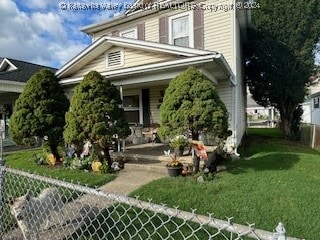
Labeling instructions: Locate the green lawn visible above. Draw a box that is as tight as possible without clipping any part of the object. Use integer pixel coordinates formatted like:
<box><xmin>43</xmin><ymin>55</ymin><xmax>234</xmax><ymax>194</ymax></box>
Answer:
<box><xmin>130</xmin><ymin>128</ymin><xmax>320</xmax><ymax>239</ymax></box>
<box><xmin>4</xmin><ymin>148</ymin><xmax>116</xmax><ymax>187</ymax></box>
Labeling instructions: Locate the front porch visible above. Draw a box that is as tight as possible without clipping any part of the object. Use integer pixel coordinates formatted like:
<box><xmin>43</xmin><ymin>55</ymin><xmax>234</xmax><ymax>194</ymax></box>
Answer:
<box><xmin>112</xmin><ymin>142</ymin><xmax>216</xmax><ymax>173</ymax></box>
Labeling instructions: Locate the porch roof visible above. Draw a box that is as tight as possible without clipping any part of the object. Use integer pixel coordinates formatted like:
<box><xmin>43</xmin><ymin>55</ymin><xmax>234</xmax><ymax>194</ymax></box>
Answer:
<box><xmin>57</xmin><ymin>36</ymin><xmax>234</xmax><ymax>86</ymax></box>
<box><xmin>0</xmin><ymin>57</ymin><xmax>57</xmax><ymax>93</ymax></box>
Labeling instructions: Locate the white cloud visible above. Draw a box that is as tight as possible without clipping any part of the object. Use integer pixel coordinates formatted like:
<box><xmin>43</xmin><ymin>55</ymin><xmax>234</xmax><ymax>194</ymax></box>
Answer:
<box><xmin>0</xmin><ymin>0</ymin><xmax>136</xmax><ymax>68</ymax></box>
<box><xmin>0</xmin><ymin>0</ymin><xmax>91</xmax><ymax>68</ymax></box>
<box><xmin>31</xmin><ymin>12</ymin><xmax>67</xmax><ymax>42</ymax></box>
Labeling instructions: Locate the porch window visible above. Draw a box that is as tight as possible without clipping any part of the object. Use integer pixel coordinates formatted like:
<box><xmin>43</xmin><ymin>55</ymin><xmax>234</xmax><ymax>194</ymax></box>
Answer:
<box><xmin>123</xmin><ymin>95</ymin><xmax>141</xmax><ymax>124</ymax></box>
<box><xmin>169</xmin><ymin>12</ymin><xmax>194</xmax><ymax>47</ymax></box>
<box><xmin>120</xmin><ymin>27</ymin><xmax>137</xmax><ymax>39</ymax></box>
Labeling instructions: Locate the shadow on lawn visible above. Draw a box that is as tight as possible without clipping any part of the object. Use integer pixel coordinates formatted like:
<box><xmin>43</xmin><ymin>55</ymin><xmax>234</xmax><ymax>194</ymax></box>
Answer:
<box><xmin>227</xmin><ymin>152</ymin><xmax>300</xmax><ymax>174</ymax></box>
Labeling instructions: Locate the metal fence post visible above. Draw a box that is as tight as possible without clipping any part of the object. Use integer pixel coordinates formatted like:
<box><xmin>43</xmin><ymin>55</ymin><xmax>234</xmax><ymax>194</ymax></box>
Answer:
<box><xmin>273</xmin><ymin>222</ymin><xmax>286</xmax><ymax>240</ymax></box>
<box><xmin>0</xmin><ymin>128</ymin><xmax>5</xmax><ymax>239</ymax></box>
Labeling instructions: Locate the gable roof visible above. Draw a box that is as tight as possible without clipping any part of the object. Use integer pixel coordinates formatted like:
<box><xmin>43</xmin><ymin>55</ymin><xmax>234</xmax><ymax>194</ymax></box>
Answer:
<box><xmin>80</xmin><ymin>0</ymin><xmax>189</xmax><ymax>34</ymax></box>
<box><xmin>0</xmin><ymin>58</ymin><xmax>57</xmax><ymax>83</ymax></box>
<box><xmin>81</xmin><ymin>0</ymin><xmax>250</xmax><ymax>35</ymax></box>
<box><xmin>56</xmin><ymin>36</ymin><xmax>219</xmax><ymax>79</ymax></box>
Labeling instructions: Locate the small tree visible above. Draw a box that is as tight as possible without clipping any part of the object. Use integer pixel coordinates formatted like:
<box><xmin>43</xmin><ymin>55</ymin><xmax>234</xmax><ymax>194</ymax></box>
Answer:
<box><xmin>160</xmin><ymin>67</ymin><xmax>229</xmax><ymax>140</ymax></box>
<box><xmin>159</xmin><ymin>67</ymin><xmax>230</xmax><ymax>170</ymax></box>
<box><xmin>10</xmin><ymin>69</ymin><xmax>69</xmax><ymax>160</ymax></box>
<box><xmin>63</xmin><ymin>71</ymin><xmax>130</xmax><ymax>166</ymax></box>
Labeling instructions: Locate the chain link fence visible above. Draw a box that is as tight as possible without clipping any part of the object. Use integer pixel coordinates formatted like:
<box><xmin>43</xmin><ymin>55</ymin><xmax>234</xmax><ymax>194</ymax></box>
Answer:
<box><xmin>300</xmin><ymin>123</ymin><xmax>320</xmax><ymax>149</ymax></box>
<box><xmin>0</xmin><ymin>166</ymin><xmax>302</xmax><ymax>240</ymax></box>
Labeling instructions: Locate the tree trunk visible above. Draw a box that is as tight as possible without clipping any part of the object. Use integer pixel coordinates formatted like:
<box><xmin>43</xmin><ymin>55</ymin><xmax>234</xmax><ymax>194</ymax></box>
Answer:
<box><xmin>193</xmin><ymin>154</ymin><xmax>200</xmax><ymax>173</ymax></box>
<box><xmin>279</xmin><ymin>102</ymin><xmax>303</xmax><ymax>141</ymax></box>
<box><xmin>93</xmin><ymin>142</ymin><xmax>112</xmax><ymax>167</ymax></box>
<box><xmin>50</xmin><ymin>145</ymin><xmax>61</xmax><ymax>164</ymax></box>
<box><xmin>104</xmin><ymin>148</ymin><xmax>112</xmax><ymax>167</ymax></box>
<box><xmin>281</xmin><ymin>118</ymin><xmax>291</xmax><ymax>138</ymax></box>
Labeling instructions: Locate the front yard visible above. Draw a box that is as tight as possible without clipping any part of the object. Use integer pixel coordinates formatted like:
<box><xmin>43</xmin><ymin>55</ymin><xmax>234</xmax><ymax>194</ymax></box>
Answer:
<box><xmin>130</xmin><ymin>128</ymin><xmax>320</xmax><ymax>239</ymax></box>
<box><xmin>4</xmin><ymin>148</ymin><xmax>116</xmax><ymax>187</ymax></box>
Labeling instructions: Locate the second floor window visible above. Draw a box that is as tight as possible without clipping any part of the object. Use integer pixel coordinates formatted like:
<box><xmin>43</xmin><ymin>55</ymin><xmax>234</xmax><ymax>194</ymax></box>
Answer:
<box><xmin>169</xmin><ymin>12</ymin><xmax>194</xmax><ymax>48</ymax></box>
<box><xmin>120</xmin><ymin>28</ymin><xmax>137</xmax><ymax>39</ymax></box>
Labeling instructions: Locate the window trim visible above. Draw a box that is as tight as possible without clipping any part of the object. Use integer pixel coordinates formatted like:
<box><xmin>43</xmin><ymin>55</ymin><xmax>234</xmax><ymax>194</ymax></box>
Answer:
<box><xmin>120</xmin><ymin>27</ymin><xmax>138</xmax><ymax>39</ymax></box>
<box><xmin>105</xmin><ymin>47</ymin><xmax>124</xmax><ymax>68</ymax></box>
<box><xmin>168</xmin><ymin>11</ymin><xmax>194</xmax><ymax>48</ymax></box>
<box><xmin>123</xmin><ymin>92</ymin><xmax>143</xmax><ymax>124</ymax></box>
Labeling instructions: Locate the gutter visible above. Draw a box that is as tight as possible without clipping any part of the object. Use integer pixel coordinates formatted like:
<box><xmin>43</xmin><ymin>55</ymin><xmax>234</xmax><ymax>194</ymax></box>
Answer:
<box><xmin>55</xmin><ymin>37</ymin><xmax>106</xmax><ymax>78</ymax></box>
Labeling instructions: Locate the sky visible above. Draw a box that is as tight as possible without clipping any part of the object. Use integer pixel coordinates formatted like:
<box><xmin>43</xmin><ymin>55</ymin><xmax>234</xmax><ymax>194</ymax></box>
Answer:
<box><xmin>0</xmin><ymin>0</ymin><xmax>319</xmax><ymax>69</ymax></box>
<box><xmin>0</xmin><ymin>0</ymin><xmax>135</xmax><ymax>69</ymax></box>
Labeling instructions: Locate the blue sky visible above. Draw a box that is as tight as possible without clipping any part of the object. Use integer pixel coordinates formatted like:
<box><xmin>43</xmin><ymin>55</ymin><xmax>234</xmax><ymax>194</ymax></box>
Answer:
<box><xmin>0</xmin><ymin>0</ymin><xmax>134</xmax><ymax>68</ymax></box>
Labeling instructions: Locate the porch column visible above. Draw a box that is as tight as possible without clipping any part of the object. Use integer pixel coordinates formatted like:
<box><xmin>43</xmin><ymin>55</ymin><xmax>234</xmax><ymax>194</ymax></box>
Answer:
<box><xmin>119</xmin><ymin>85</ymin><xmax>125</xmax><ymax>152</ymax></box>
<box><xmin>120</xmin><ymin>85</ymin><xmax>123</xmax><ymax>106</ymax></box>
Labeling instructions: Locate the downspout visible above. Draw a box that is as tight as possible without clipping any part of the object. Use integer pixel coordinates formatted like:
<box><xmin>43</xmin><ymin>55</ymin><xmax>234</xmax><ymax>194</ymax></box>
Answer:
<box><xmin>232</xmin><ymin>0</ymin><xmax>240</xmax><ymax>157</ymax></box>
<box><xmin>231</xmin><ymin>75</ymin><xmax>240</xmax><ymax>157</ymax></box>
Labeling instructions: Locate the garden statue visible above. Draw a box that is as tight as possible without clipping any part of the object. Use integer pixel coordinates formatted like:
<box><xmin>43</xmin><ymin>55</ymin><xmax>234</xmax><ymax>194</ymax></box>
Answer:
<box><xmin>191</xmin><ymin>140</ymin><xmax>208</xmax><ymax>172</ymax></box>
<box><xmin>80</xmin><ymin>141</ymin><xmax>92</xmax><ymax>158</ymax></box>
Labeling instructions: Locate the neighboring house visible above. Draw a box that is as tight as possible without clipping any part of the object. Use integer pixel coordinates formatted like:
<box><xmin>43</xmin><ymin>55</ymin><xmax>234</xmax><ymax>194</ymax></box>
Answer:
<box><xmin>246</xmin><ymin>88</ymin><xmax>276</xmax><ymax>128</ymax></box>
<box><xmin>56</xmin><ymin>0</ymin><xmax>249</xmax><ymax>153</ymax></box>
<box><xmin>0</xmin><ymin>57</ymin><xmax>57</xmax><ymax>120</ymax></box>
<box><xmin>303</xmin><ymin>75</ymin><xmax>320</xmax><ymax>125</ymax></box>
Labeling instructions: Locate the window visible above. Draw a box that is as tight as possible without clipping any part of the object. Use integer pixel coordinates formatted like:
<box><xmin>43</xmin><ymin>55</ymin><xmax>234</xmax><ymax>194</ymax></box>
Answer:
<box><xmin>106</xmin><ymin>48</ymin><xmax>123</xmax><ymax>67</ymax></box>
<box><xmin>314</xmin><ymin>97</ymin><xmax>319</xmax><ymax>109</ymax></box>
<box><xmin>168</xmin><ymin>12</ymin><xmax>194</xmax><ymax>47</ymax></box>
<box><xmin>123</xmin><ymin>95</ymin><xmax>141</xmax><ymax>124</ymax></box>
<box><xmin>120</xmin><ymin>28</ymin><xmax>137</xmax><ymax>39</ymax></box>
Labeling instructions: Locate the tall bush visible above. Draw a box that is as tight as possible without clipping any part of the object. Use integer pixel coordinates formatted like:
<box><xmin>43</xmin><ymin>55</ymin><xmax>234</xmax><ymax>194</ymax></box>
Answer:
<box><xmin>10</xmin><ymin>69</ymin><xmax>69</xmax><ymax>160</ymax></box>
<box><xmin>64</xmin><ymin>71</ymin><xmax>130</xmax><ymax>166</ymax></box>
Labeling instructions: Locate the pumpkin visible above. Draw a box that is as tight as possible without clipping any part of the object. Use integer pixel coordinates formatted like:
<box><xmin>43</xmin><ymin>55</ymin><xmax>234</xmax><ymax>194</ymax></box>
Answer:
<box><xmin>47</xmin><ymin>154</ymin><xmax>56</xmax><ymax>166</ymax></box>
<box><xmin>91</xmin><ymin>161</ymin><xmax>102</xmax><ymax>172</ymax></box>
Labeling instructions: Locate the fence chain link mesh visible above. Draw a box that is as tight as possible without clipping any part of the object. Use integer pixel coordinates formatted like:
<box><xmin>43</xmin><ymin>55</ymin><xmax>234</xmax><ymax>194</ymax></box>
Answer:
<box><xmin>1</xmin><ymin>167</ymin><xmax>300</xmax><ymax>240</ymax></box>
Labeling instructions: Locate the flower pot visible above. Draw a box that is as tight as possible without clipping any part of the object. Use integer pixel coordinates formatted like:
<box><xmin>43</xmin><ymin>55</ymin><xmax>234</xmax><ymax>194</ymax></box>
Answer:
<box><xmin>167</xmin><ymin>166</ymin><xmax>182</xmax><ymax>177</ymax></box>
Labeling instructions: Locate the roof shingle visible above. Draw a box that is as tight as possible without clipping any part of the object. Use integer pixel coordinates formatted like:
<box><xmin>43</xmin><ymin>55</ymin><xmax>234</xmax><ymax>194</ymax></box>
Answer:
<box><xmin>0</xmin><ymin>58</ymin><xmax>57</xmax><ymax>83</ymax></box>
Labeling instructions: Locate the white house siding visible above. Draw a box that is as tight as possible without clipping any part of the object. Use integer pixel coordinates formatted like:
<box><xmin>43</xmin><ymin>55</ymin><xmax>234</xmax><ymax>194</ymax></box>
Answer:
<box><xmin>123</xmin><ymin>48</ymin><xmax>179</xmax><ymax>68</ymax></box>
<box><xmin>311</xmin><ymin>95</ymin><xmax>320</xmax><ymax>125</ymax></box>
<box><xmin>149</xmin><ymin>85</ymin><xmax>167</xmax><ymax>124</ymax></box>
<box><xmin>144</xmin><ymin>17</ymin><xmax>159</xmax><ymax>42</ymax></box>
<box><xmin>203</xmin><ymin>0</ymin><xmax>233</xmax><ymax>69</ymax></box>
<box><xmin>234</xmin><ymin>17</ymin><xmax>246</xmax><ymax>148</ymax></box>
<box><xmin>71</xmin><ymin>53</ymin><xmax>106</xmax><ymax>78</ymax></box>
<box><xmin>92</xmin><ymin>0</ymin><xmax>233</xmax><ymax>68</ymax></box>
<box><xmin>301</xmin><ymin>101</ymin><xmax>311</xmax><ymax>123</ymax></box>
<box><xmin>216</xmin><ymin>82</ymin><xmax>233</xmax><ymax>124</ymax></box>
<box><xmin>70</xmin><ymin>48</ymin><xmax>179</xmax><ymax>79</ymax></box>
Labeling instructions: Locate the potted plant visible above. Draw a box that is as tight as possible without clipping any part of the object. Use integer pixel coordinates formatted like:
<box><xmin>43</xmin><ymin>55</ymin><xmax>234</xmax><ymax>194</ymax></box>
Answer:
<box><xmin>164</xmin><ymin>150</ymin><xmax>183</xmax><ymax>177</ymax></box>
<box><xmin>169</xmin><ymin>135</ymin><xmax>189</xmax><ymax>156</ymax></box>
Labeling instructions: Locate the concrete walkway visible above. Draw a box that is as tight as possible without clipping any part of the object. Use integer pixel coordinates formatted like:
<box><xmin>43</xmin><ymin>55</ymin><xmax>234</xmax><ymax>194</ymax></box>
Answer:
<box><xmin>99</xmin><ymin>168</ymin><xmax>168</xmax><ymax>195</ymax></box>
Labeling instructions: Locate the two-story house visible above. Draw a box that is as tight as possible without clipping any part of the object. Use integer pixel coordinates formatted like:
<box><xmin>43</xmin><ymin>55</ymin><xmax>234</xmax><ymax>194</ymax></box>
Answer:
<box><xmin>56</xmin><ymin>0</ymin><xmax>249</xmax><ymax>153</ymax></box>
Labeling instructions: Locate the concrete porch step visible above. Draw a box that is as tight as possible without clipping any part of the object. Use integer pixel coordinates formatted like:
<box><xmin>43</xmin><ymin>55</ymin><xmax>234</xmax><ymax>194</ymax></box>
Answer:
<box><xmin>124</xmin><ymin>161</ymin><xmax>168</xmax><ymax>174</ymax></box>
